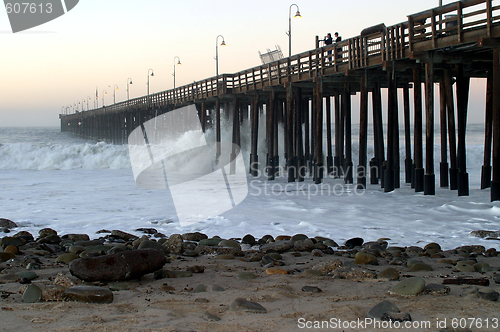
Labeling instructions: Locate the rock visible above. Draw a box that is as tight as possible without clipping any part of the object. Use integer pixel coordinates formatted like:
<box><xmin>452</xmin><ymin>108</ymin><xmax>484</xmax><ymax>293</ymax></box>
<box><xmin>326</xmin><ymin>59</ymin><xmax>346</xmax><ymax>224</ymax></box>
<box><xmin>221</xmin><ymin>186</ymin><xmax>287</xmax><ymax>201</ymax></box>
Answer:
<box><xmin>68</xmin><ymin>245</ymin><xmax>86</xmax><ymax>255</ymax></box>
<box><xmin>469</xmin><ymin>230</ymin><xmax>499</xmax><ymax>238</ymax></box>
<box><xmin>1</xmin><ymin>237</ymin><xmax>24</xmax><ymax>248</ymax></box>
<box><xmin>261</xmin><ymin>255</ymin><xmax>275</xmax><ymax>265</ymax></box>
<box><xmin>267</xmin><ymin>253</ymin><xmax>282</xmax><ymax>260</ymax></box>
<box><xmin>38</xmin><ymin>228</ymin><xmax>57</xmax><ymax>239</ymax></box>
<box><xmin>137</xmin><ymin>240</ymin><xmax>168</xmax><ymax>254</ymax></box>
<box><xmin>290</xmin><ymin>234</ymin><xmax>308</xmax><ymax>243</ymax></box>
<box><xmin>63</xmin><ymin>286</ymin><xmax>114</xmax><ymax>303</ymax></box>
<box><xmin>265</xmin><ymin>267</ymin><xmax>288</xmax><ymax>275</ymax></box>
<box><xmin>186</xmin><ymin>265</ymin><xmax>205</xmax><ymax>273</ymax></box>
<box><xmin>456</xmin><ymin>245</ymin><xmax>485</xmax><ymax>254</ymax></box>
<box><xmin>193</xmin><ymin>284</ymin><xmax>207</xmax><ymax>293</ymax></box>
<box><xmin>230</xmin><ymin>298</ymin><xmax>267</xmax><ymax>313</ymax></box>
<box><xmin>215</xmin><ymin>254</ymin><xmax>234</xmax><ymax>260</ymax></box>
<box><xmin>110</xmin><ymin>230</ymin><xmax>138</xmax><ymax>242</ymax></box>
<box><xmin>182</xmin><ymin>249</ymin><xmax>199</xmax><ymax>257</ymax></box>
<box><xmin>165</xmin><ymin>270</ymin><xmax>192</xmax><ymax>278</ymax></box>
<box><xmin>260</xmin><ymin>240</ymin><xmax>292</xmax><ymax>253</ymax></box>
<box><xmin>198</xmin><ymin>238</ymin><xmax>221</xmax><ymax>246</ymax></box>
<box><xmin>22</xmin><ymin>284</ymin><xmax>42</xmax><ymax>303</ymax></box>
<box><xmin>344</xmin><ymin>237</ymin><xmax>364</xmax><ymax>249</ymax></box>
<box><xmin>0</xmin><ymin>252</ymin><xmax>15</xmax><ymax>262</ymax></box>
<box><xmin>69</xmin><ymin>249</ymin><xmax>167</xmax><ymax>282</ymax></box>
<box><xmin>409</xmin><ymin>263</ymin><xmax>433</xmax><ymax>272</ymax></box>
<box><xmin>241</xmin><ymin>234</ymin><xmax>256</xmax><ymax>245</ymax></box>
<box><xmin>13</xmin><ymin>231</ymin><xmax>34</xmax><ymax>243</ymax></box>
<box><xmin>3</xmin><ymin>245</ymin><xmax>18</xmax><ymax>254</ymax></box>
<box><xmin>302</xmin><ymin>286</ymin><xmax>322</xmax><ymax>293</ymax></box>
<box><xmin>378</xmin><ymin>268</ymin><xmax>400</xmax><ymax>280</ymax></box>
<box><xmin>367</xmin><ymin>300</ymin><xmax>400</xmax><ymax>320</ymax></box>
<box><xmin>218</xmin><ymin>240</ymin><xmax>241</xmax><ymax>250</ymax></box>
<box><xmin>422</xmin><ymin>284</ymin><xmax>451</xmax><ymax>296</ymax></box>
<box><xmin>424</xmin><ymin>242</ymin><xmax>442</xmax><ymax>251</ymax></box>
<box><xmin>54</xmin><ymin>273</ymin><xmax>75</xmax><ymax>288</ymax></box>
<box><xmin>56</xmin><ymin>253</ymin><xmax>79</xmax><ymax>264</ymax></box>
<box><xmin>354</xmin><ymin>252</ymin><xmax>378</xmax><ymax>265</ymax></box>
<box><xmin>237</xmin><ymin>272</ymin><xmax>257</xmax><ymax>280</ymax></box>
<box><xmin>202</xmin><ymin>312</ymin><xmax>221</xmax><ymax>321</ymax></box>
<box><xmin>37</xmin><ymin>234</ymin><xmax>61</xmax><ymax>244</ymax></box>
<box><xmin>477</xmin><ymin>287</ymin><xmax>499</xmax><ymax>301</ymax></box>
<box><xmin>62</xmin><ymin>234</ymin><xmax>90</xmax><ymax>242</ymax></box>
<box><xmin>293</xmin><ymin>238</ymin><xmax>315</xmax><ymax>252</ymax></box>
<box><xmin>473</xmin><ymin>262</ymin><xmax>489</xmax><ymax>272</ymax></box>
<box><xmin>210</xmin><ymin>285</ymin><xmax>225</xmax><ymax>292</ymax></box>
<box><xmin>381</xmin><ymin>312</ymin><xmax>412</xmax><ymax>323</ymax></box>
<box><xmin>0</xmin><ymin>218</ymin><xmax>17</xmax><ymax>229</ymax></box>
<box><xmin>258</xmin><ymin>235</ymin><xmax>274</xmax><ymax>245</ymax></box>
<box><xmin>389</xmin><ymin>277</ymin><xmax>425</xmax><ymax>296</ymax></box>
<box><xmin>323</xmin><ymin>239</ymin><xmax>339</xmax><ymax>247</ymax></box>
<box><xmin>302</xmin><ymin>269</ymin><xmax>326</xmax><ymax>277</ymax></box>
<box><xmin>248</xmin><ymin>253</ymin><xmax>264</xmax><ymax>262</ymax></box>
<box><xmin>135</xmin><ymin>228</ymin><xmax>158</xmax><ymax>235</ymax></box>
<box><xmin>181</xmin><ymin>232</ymin><xmax>208</xmax><ymax>242</ymax></box>
<box><xmin>15</xmin><ymin>271</ymin><xmax>37</xmax><ymax>281</ymax></box>
<box><xmin>455</xmin><ymin>262</ymin><xmax>476</xmax><ymax>272</ymax></box>
<box><xmin>311</xmin><ymin>249</ymin><xmax>324</xmax><ymax>257</ymax></box>
<box><xmin>312</xmin><ymin>259</ymin><xmax>343</xmax><ymax>274</ymax></box>
<box><xmin>42</xmin><ymin>285</ymin><xmax>65</xmax><ymax>301</ymax></box>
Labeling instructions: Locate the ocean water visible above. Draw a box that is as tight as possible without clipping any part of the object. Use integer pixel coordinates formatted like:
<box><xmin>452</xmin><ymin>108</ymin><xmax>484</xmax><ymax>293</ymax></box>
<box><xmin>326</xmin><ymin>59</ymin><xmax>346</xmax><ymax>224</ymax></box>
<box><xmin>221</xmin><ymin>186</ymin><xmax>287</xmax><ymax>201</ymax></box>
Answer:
<box><xmin>0</xmin><ymin>121</ymin><xmax>499</xmax><ymax>250</ymax></box>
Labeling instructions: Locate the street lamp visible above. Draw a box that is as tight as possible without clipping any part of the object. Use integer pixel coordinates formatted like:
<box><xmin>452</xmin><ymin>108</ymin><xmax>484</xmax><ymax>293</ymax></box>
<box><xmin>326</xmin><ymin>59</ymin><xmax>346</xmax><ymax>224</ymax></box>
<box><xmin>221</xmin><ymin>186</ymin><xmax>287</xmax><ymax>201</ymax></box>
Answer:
<box><xmin>82</xmin><ymin>99</ymin><xmax>86</xmax><ymax>111</ymax></box>
<box><xmin>287</xmin><ymin>4</ymin><xmax>301</xmax><ymax>57</ymax></box>
<box><xmin>215</xmin><ymin>35</ymin><xmax>226</xmax><ymax>77</ymax></box>
<box><xmin>88</xmin><ymin>97</ymin><xmax>91</xmax><ymax>110</ymax></box>
<box><xmin>127</xmin><ymin>78</ymin><xmax>133</xmax><ymax>101</ymax></box>
<box><xmin>173</xmin><ymin>56</ymin><xmax>181</xmax><ymax>88</ymax></box>
<box><xmin>113</xmin><ymin>84</ymin><xmax>119</xmax><ymax>104</ymax></box>
<box><xmin>102</xmin><ymin>90</ymin><xmax>107</xmax><ymax>106</ymax></box>
<box><xmin>147</xmin><ymin>69</ymin><xmax>154</xmax><ymax>96</ymax></box>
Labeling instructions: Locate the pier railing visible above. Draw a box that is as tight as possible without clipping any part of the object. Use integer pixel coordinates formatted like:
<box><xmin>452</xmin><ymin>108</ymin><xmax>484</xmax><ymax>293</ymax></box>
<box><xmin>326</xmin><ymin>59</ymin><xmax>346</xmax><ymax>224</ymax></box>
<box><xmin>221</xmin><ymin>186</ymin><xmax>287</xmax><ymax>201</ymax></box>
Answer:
<box><xmin>62</xmin><ymin>0</ymin><xmax>499</xmax><ymax>119</ymax></box>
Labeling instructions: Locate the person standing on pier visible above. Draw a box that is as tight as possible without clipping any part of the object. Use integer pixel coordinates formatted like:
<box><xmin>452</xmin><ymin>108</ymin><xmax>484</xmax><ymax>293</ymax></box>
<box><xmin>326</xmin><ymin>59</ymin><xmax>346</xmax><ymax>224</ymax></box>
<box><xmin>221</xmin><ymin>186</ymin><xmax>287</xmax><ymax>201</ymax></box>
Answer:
<box><xmin>323</xmin><ymin>33</ymin><xmax>333</xmax><ymax>62</ymax></box>
<box><xmin>334</xmin><ymin>32</ymin><xmax>342</xmax><ymax>60</ymax></box>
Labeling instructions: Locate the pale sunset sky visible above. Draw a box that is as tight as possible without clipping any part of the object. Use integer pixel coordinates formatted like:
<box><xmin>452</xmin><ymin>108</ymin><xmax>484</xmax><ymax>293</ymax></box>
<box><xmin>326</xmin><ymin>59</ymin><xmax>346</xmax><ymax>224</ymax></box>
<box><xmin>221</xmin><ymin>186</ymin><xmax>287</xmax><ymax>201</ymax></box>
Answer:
<box><xmin>0</xmin><ymin>0</ymin><xmax>489</xmax><ymax>127</ymax></box>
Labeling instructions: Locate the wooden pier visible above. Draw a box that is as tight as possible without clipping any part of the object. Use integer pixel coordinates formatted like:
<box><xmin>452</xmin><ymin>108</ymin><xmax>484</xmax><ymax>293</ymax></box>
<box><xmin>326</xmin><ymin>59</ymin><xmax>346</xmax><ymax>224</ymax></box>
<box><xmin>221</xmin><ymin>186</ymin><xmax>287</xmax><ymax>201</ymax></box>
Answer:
<box><xmin>60</xmin><ymin>0</ymin><xmax>500</xmax><ymax>202</ymax></box>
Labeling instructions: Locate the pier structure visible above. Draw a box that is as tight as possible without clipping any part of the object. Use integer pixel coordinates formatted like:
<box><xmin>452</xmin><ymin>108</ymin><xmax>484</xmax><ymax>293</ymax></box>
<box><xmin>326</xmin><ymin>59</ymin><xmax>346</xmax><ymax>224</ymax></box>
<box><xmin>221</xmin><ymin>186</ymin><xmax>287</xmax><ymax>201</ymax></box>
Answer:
<box><xmin>61</xmin><ymin>0</ymin><xmax>500</xmax><ymax>202</ymax></box>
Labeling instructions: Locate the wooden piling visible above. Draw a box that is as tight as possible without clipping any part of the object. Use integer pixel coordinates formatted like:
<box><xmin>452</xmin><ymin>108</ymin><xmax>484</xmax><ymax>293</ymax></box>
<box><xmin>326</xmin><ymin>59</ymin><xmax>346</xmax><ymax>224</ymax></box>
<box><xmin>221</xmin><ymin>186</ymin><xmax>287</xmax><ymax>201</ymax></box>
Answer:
<box><xmin>250</xmin><ymin>95</ymin><xmax>259</xmax><ymax>176</ymax></box>
<box><xmin>413</xmin><ymin>66</ymin><xmax>424</xmax><ymax>192</ymax></box>
<box><xmin>286</xmin><ymin>82</ymin><xmax>295</xmax><ymax>182</ymax></box>
<box><xmin>314</xmin><ymin>78</ymin><xmax>324</xmax><ymax>184</ymax></box>
<box><xmin>385</xmin><ymin>68</ymin><xmax>396</xmax><ymax>192</ymax></box>
<box><xmin>481</xmin><ymin>70</ymin><xmax>493</xmax><ymax>189</ymax></box>
<box><xmin>326</xmin><ymin>96</ymin><xmax>334</xmax><ymax>174</ymax></box>
<box><xmin>439</xmin><ymin>75</ymin><xmax>449</xmax><ymax>188</ymax></box>
<box><xmin>344</xmin><ymin>83</ymin><xmax>353</xmax><ymax>184</ymax></box>
<box><xmin>444</xmin><ymin>68</ymin><xmax>458</xmax><ymax>190</ymax></box>
<box><xmin>491</xmin><ymin>48</ymin><xmax>500</xmax><ymax>201</ymax></box>
<box><xmin>334</xmin><ymin>92</ymin><xmax>342</xmax><ymax>178</ymax></box>
<box><xmin>372</xmin><ymin>82</ymin><xmax>384</xmax><ymax>186</ymax></box>
<box><xmin>403</xmin><ymin>84</ymin><xmax>413</xmax><ymax>184</ymax></box>
<box><xmin>357</xmin><ymin>72</ymin><xmax>368</xmax><ymax>190</ymax></box>
<box><xmin>456</xmin><ymin>65</ymin><xmax>470</xmax><ymax>196</ymax></box>
<box><xmin>424</xmin><ymin>62</ymin><xmax>435</xmax><ymax>195</ymax></box>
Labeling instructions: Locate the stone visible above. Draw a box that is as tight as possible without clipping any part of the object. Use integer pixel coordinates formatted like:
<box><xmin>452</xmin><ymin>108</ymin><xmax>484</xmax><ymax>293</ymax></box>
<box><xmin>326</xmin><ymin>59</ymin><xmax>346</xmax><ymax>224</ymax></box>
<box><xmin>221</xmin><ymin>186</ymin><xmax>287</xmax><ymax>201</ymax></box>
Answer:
<box><xmin>345</xmin><ymin>237</ymin><xmax>364</xmax><ymax>249</ymax></box>
<box><xmin>378</xmin><ymin>268</ymin><xmax>400</xmax><ymax>280</ymax></box>
<box><xmin>69</xmin><ymin>249</ymin><xmax>167</xmax><ymax>282</ymax></box>
<box><xmin>137</xmin><ymin>240</ymin><xmax>168</xmax><ymax>254</ymax></box>
<box><xmin>56</xmin><ymin>253</ymin><xmax>79</xmax><ymax>264</ymax></box>
<box><xmin>261</xmin><ymin>255</ymin><xmax>275</xmax><ymax>265</ymax></box>
<box><xmin>42</xmin><ymin>285</ymin><xmax>65</xmax><ymax>301</ymax></box>
<box><xmin>230</xmin><ymin>298</ymin><xmax>267</xmax><ymax>313</ymax></box>
<box><xmin>389</xmin><ymin>277</ymin><xmax>426</xmax><ymax>296</ymax></box>
<box><xmin>68</xmin><ymin>245</ymin><xmax>86</xmax><ymax>255</ymax></box>
<box><xmin>261</xmin><ymin>240</ymin><xmax>292</xmax><ymax>253</ymax></box>
<box><xmin>0</xmin><ymin>274</ymin><xmax>20</xmax><ymax>282</ymax></box>
<box><xmin>367</xmin><ymin>300</ymin><xmax>400</xmax><ymax>320</ymax></box>
<box><xmin>265</xmin><ymin>267</ymin><xmax>287</xmax><ymax>275</ymax></box>
<box><xmin>422</xmin><ymin>284</ymin><xmax>451</xmax><ymax>296</ymax></box>
<box><xmin>22</xmin><ymin>284</ymin><xmax>42</xmax><ymax>303</ymax></box>
<box><xmin>301</xmin><ymin>286</ymin><xmax>322</xmax><ymax>293</ymax></box>
<box><xmin>202</xmin><ymin>312</ymin><xmax>221</xmax><ymax>321</ymax></box>
<box><xmin>354</xmin><ymin>252</ymin><xmax>378</xmax><ymax>265</ymax></box>
<box><xmin>293</xmin><ymin>238</ymin><xmax>315</xmax><ymax>252</ymax></box>
<box><xmin>38</xmin><ymin>228</ymin><xmax>57</xmax><ymax>239</ymax></box>
<box><xmin>182</xmin><ymin>249</ymin><xmax>199</xmax><ymax>257</ymax></box>
<box><xmin>248</xmin><ymin>253</ymin><xmax>264</xmax><ymax>262</ymax></box>
<box><xmin>210</xmin><ymin>285</ymin><xmax>225</xmax><ymax>292</ymax></box>
<box><xmin>312</xmin><ymin>259</ymin><xmax>343</xmax><ymax>274</ymax></box>
<box><xmin>54</xmin><ymin>273</ymin><xmax>75</xmax><ymax>288</ymax></box>
<box><xmin>311</xmin><ymin>249</ymin><xmax>324</xmax><ymax>257</ymax></box>
<box><xmin>290</xmin><ymin>234</ymin><xmax>308</xmax><ymax>243</ymax></box>
<box><xmin>258</xmin><ymin>235</ymin><xmax>274</xmax><ymax>245</ymax></box>
<box><xmin>1</xmin><ymin>237</ymin><xmax>24</xmax><ymax>248</ymax></box>
<box><xmin>424</xmin><ymin>242</ymin><xmax>442</xmax><ymax>251</ymax></box>
<box><xmin>267</xmin><ymin>253</ymin><xmax>282</xmax><ymax>260</ymax></box>
<box><xmin>302</xmin><ymin>269</ymin><xmax>326</xmax><ymax>277</ymax></box>
<box><xmin>0</xmin><ymin>218</ymin><xmax>17</xmax><ymax>229</ymax></box>
<box><xmin>186</xmin><ymin>265</ymin><xmax>205</xmax><ymax>273</ymax></box>
<box><xmin>181</xmin><ymin>232</ymin><xmax>208</xmax><ymax>242</ymax></box>
<box><xmin>237</xmin><ymin>272</ymin><xmax>257</xmax><ymax>280</ymax></box>
<box><xmin>15</xmin><ymin>271</ymin><xmax>37</xmax><ymax>281</ymax></box>
<box><xmin>198</xmin><ymin>238</ymin><xmax>221</xmax><ymax>246</ymax></box>
<box><xmin>215</xmin><ymin>254</ymin><xmax>234</xmax><ymax>260</ymax></box>
<box><xmin>275</xmin><ymin>235</ymin><xmax>291</xmax><ymax>241</ymax></box>
<box><xmin>218</xmin><ymin>240</ymin><xmax>241</xmax><ymax>250</ymax></box>
<box><xmin>135</xmin><ymin>228</ymin><xmax>157</xmax><ymax>235</ymax></box>
<box><xmin>409</xmin><ymin>263</ymin><xmax>433</xmax><ymax>272</ymax></box>
<box><xmin>37</xmin><ymin>234</ymin><xmax>61</xmax><ymax>244</ymax></box>
<box><xmin>323</xmin><ymin>239</ymin><xmax>339</xmax><ymax>247</ymax></box>
<box><xmin>193</xmin><ymin>284</ymin><xmax>207</xmax><ymax>293</ymax></box>
<box><xmin>63</xmin><ymin>286</ymin><xmax>113</xmax><ymax>303</ymax></box>
<box><xmin>477</xmin><ymin>287</ymin><xmax>499</xmax><ymax>301</ymax></box>
<box><xmin>241</xmin><ymin>234</ymin><xmax>256</xmax><ymax>245</ymax></box>
<box><xmin>109</xmin><ymin>283</ymin><xmax>132</xmax><ymax>291</ymax></box>
<box><xmin>473</xmin><ymin>262</ymin><xmax>489</xmax><ymax>272</ymax></box>
<box><xmin>455</xmin><ymin>262</ymin><xmax>476</xmax><ymax>272</ymax></box>
<box><xmin>469</xmin><ymin>230</ymin><xmax>499</xmax><ymax>238</ymax></box>
<box><xmin>62</xmin><ymin>234</ymin><xmax>90</xmax><ymax>242</ymax></box>
<box><xmin>110</xmin><ymin>230</ymin><xmax>138</xmax><ymax>242</ymax></box>
<box><xmin>3</xmin><ymin>245</ymin><xmax>18</xmax><ymax>254</ymax></box>
<box><xmin>0</xmin><ymin>252</ymin><xmax>15</xmax><ymax>262</ymax></box>
<box><xmin>165</xmin><ymin>270</ymin><xmax>192</xmax><ymax>278</ymax></box>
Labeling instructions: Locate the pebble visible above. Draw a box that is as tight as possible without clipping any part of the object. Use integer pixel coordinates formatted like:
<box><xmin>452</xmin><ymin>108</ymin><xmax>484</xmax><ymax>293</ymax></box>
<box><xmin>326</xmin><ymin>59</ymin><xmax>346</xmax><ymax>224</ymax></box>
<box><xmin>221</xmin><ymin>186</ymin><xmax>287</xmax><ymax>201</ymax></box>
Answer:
<box><xmin>409</xmin><ymin>262</ymin><xmax>433</xmax><ymax>272</ymax></box>
<box><xmin>367</xmin><ymin>300</ymin><xmax>400</xmax><ymax>319</ymax></box>
<box><xmin>210</xmin><ymin>285</ymin><xmax>225</xmax><ymax>292</ymax></box>
<box><xmin>344</xmin><ymin>237</ymin><xmax>364</xmax><ymax>249</ymax></box>
<box><xmin>4</xmin><ymin>245</ymin><xmax>18</xmax><ymax>254</ymax></box>
<box><xmin>69</xmin><ymin>249</ymin><xmax>167</xmax><ymax>282</ymax></box>
<box><xmin>378</xmin><ymin>268</ymin><xmax>400</xmax><ymax>280</ymax></box>
<box><xmin>354</xmin><ymin>252</ymin><xmax>378</xmax><ymax>265</ymax></box>
<box><xmin>182</xmin><ymin>249</ymin><xmax>199</xmax><ymax>257</ymax></box>
<box><xmin>164</xmin><ymin>234</ymin><xmax>184</xmax><ymax>254</ymax></box>
<box><xmin>181</xmin><ymin>232</ymin><xmax>208</xmax><ymax>242</ymax></box>
<box><xmin>389</xmin><ymin>277</ymin><xmax>426</xmax><ymax>296</ymax></box>
<box><xmin>218</xmin><ymin>240</ymin><xmax>241</xmax><ymax>250</ymax></box>
<box><xmin>215</xmin><ymin>254</ymin><xmax>234</xmax><ymax>260</ymax></box>
<box><xmin>454</xmin><ymin>262</ymin><xmax>476</xmax><ymax>272</ymax></box>
<box><xmin>22</xmin><ymin>284</ymin><xmax>42</xmax><ymax>303</ymax></box>
<box><xmin>477</xmin><ymin>287</ymin><xmax>499</xmax><ymax>301</ymax></box>
<box><xmin>0</xmin><ymin>252</ymin><xmax>15</xmax><ymax>262</ymax></box>
<box><xmin>0</xmin><ymin>218</ymin><xmax>17</xmax><ymax>229</ymax></box>
<box><xmin>301</xmin><ymin>286</ymin><xmax>322</xmax><ymax>293</ymax></box>
<box><xmin>193</xmin><ymin>284</ymin><xmax>207</xmax><ymax>293</ymax></box>
<box><xmin>63</xmin><ymin>286</ymin><xmax>114</xmax><ymax>304</ymax></box>
<box><xmin>110</xmin><ymin>230</ymin><xmax>138</xmax><ymax>242</ymax></box>
<box><xmin>15</xmin><ymin>271</ymin><xmax>37</xmax><ymax>281</ymax></box>
<box><xmin>265</xmin><ymin>267</ymin><xmax>288</xmax><ymax>275</ymax></box>
<box><xmin>186</xmin><ymin>265</ymin><xmax>205</xmax><ymax>273</ymax></box>
<box><xmin>198</xmin><ymin>238</ymin><xmax>221</xmax><ymax>246</ymax></box>
<box><xmin>241</xmin><ymin>234</ymin><xmax>256</xmax><ymax>245</ymax></box>
<box><xmin>56</xmin><ymin>253</ymin><xmax>79</xmax><ymax>264</ymax></box>
<box><xmin>422</xmin><ymin>284</ymin><xmax>450</xmax><ymax>296</ymax></box>
<box><xmin>230</xmin><ymin>298</ymin><xmax>267</xmax><ymax>313</ymax></box>
<box><xmin>302</xmin><ymin>269</ymin><xmax>326</xmax><ymax>277</ymax></box>
<box><xmin>202</xmin><ymin>312</ymin><xmax>221</xmax><ymax>321</ymax></box>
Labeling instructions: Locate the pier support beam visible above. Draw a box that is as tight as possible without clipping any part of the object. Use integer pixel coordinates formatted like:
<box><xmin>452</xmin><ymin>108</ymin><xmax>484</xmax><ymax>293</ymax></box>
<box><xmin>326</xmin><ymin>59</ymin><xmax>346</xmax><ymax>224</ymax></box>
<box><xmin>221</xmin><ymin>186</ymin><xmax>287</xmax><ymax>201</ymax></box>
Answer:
<box><xmin>286</xmin><ymin>82</ymin><xmax>296</xmax><ymax>182</ymax></box>
<box><xmin>314</xmin><ymin>78</ymin><xmax>324</xmax><ymax>184</ymax></box>
<box><xmin>444</xmin><ymin>68</ymin><xmax>458</xmax><ymax>190</ymax></box>
<box><xmin>413</xmin><ymin>66</ymin><xmax>424</xmax><ymax>192</ymax></box>
<box><xmin>385</xmin><ymin>68</ymin><xmax>396</xmax><ymax>192</ymax></box>
<box><xmin>439</xmin><ymin>75</ymin><xmax>449</xmax><ymax>188</ymax></box>
<box><xmin>491</xmin><ymin>48</ymin><xmax>500</xmax><ymax>201</ymax></box>
<box><xmin>334</xmin><ymin>92</ymin><xmax>342</xmax><ymax>178</ymax></box>
<box><xmin>403</xmin><ymin>83</ymin><xmax>413</xmax><ymax>184</ymax></box>
<box><xmin>357</xmin><ymin>72</ymin><xmax>368</xmax><ymax>190</ymax></box>
<box><xmin>424</xmin><ymin>62</ymin><xmax>435</xmax><ymax>195</ymax></box>
<box><xmin>456</xmin><ymin>65</ymin><xmax>470</xmax><ymax>196</ymax></box>
<box><xmin>343</xmin><ymin>83</ymin><xmax>353</xmax><ymax>184</ymax></box>
<box><xmin>372</xmin><ymin>83</ymin><xmax>384</xmax><ymax>186</ymax></box>
<box><xmin>481</xmin><ymin>70</ymin><xmax>493</xmax><ymax>189</ymax></box>
<box><xmin>250</xmin><ymin>95</ymin><xmax>259</xmax><ymax>176</ymax></box>
<box><xmin>326</xmin><ymin>96</ymin><xmax>334</xmax><ymax>175</ymax></box>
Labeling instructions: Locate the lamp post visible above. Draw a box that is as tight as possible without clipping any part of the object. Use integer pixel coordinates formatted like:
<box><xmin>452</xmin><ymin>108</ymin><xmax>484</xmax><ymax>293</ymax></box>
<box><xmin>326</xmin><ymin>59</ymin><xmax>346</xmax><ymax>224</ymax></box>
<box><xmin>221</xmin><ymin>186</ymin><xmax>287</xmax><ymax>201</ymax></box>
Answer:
<box><xmin>287</xmin><ymin>4</ymin><xmax>301</xmax><ymax>57</ymax></box>
<box><xmin>127</xmin><ymin>78</ymin><xmax>133</xmax><ymax>101</ymax></box>
<box><xmin>173</xmin><ymin>56</ymin><xmax>181</xmax><ymax>88</ymax></box>
<box><xmin>82</xmin><ymin>99</ymin><xmax>86</xmax><ymax>111</ymax></box>
<box><xmin>102</xmin><ymin>90</ymin><xmax>107</xmax><ymax>107</ymax></box>
<box><xmin>113</xmin><ymin>84</ymin><xmax>119</xmax><ymax>104</ymax></box>
<box><xmin>147</xmin><ymin>69</ymin><xmax>154</xmax><ymax>96</ymax></box>
<box><xmin>215</xmin><ymin>35</ymin><xmax>226</xmax><ymax>77</ymax></box>
<box><xmin>88</xmin><ymin>97</ymin><xmax>91</xmax><ymax>110</ymax></box>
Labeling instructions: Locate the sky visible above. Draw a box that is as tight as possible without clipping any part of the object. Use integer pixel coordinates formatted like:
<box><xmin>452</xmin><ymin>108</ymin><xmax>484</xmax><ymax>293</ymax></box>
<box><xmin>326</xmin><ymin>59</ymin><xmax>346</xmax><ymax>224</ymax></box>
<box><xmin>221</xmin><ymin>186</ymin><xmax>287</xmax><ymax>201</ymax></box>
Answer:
<box><xmin>0</xmin><ymin>0</ymin><xmax>489</xmax><ymax>127</ymax></box>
